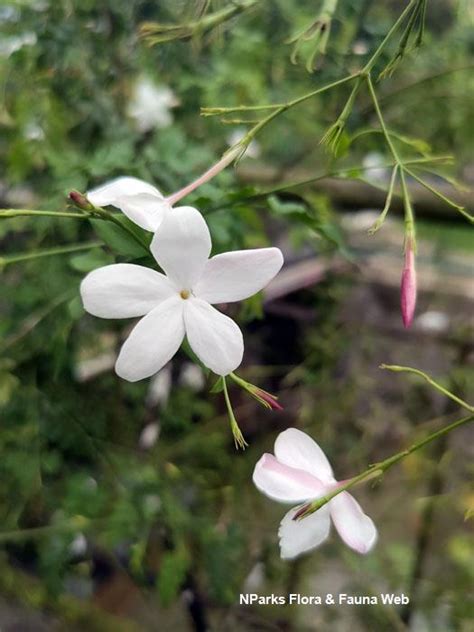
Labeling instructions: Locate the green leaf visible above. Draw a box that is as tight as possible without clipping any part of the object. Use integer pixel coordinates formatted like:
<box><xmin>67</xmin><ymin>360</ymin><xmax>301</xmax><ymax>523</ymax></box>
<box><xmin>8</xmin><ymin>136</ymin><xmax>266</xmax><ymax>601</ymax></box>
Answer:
<box><xmin>89</xmin><ymin>217</ymin><xmax>149</xmax><ymax>259</ymax></box>
<box><xmin>69</xmin><ymin>249</ymin><xmax>114</xmax><ymax>273</ymax></box>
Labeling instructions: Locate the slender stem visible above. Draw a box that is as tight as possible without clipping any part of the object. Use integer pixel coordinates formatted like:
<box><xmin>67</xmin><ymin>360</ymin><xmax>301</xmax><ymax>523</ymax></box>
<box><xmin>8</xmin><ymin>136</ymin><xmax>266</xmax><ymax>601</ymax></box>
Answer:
<box><xmin>203</xmin><ymin>156</ymin><xmax>448</xmax><ymax>216</ymax></box>
<box><xmin>298</xmin><ymin>413</ymin><xmax>474</xmax><ymax>519</ymax></box>
<box><xmin>368</xmin><ymin>164</ymin><xmax>399</xmax><ymax>234</ymax></box>
<box><xmin>380</xmin><ymin>365</ymin><xmax>474</xmax><ymax>413</ymax></box>
<box><xmin>0</xmin><ymin>209</ymin><xmax>87</xmax><ymax>219</ymax></box>
<box><xmin>90</xmin><ymin>206</ymin><xmax>150</xmax><ymax>252</ymax></box>
<box><xmin>404</xmin><ymin>167</ymin><xmax>473</xmax><ymax>222</ymax></box>
<box><xmin>1</xmin><ymin>241</ymin><xmax>102</xmax><ymax>266</ymax></box>
<box><xmin>367</xmin><ymin>72</ymin><xmax>417</xmax><ymax>236</ymax></box>
<box><xmin>362</xmin><ymin>0</ymin><xmax>419</xmax><ymax>73</ymax></box>
<box><xmin>166</xmin><ymin>145</ymin><xmax>241</xmax><ymax>205</ymax></box>
<box><xmin>222</xmin><ymin>376</ymin><xmax>248</xmax><ymax>449</ymax></box>
<box><xmin>240</xmin><ymin>74</ymin><xmax>359</xmax><ymax>148</ymax></box>
<box><xmin>399</xmin><ymin>167</ymin><xmax>415</xmax><ymax>236</ymax></box>
<box><xmin>202</xmin><ymin>103</ymin><xmax>283</xmax><ymax>115</ymax></box>
<box><xmin>255</xmin><ymin>156</ymin><xmax>449</xmax><ymax>198</ymax></box>
<box><xmin>0</xmin><ymin>206</ymin><xmax>150</xmax><ymax>251</ymax></box>
<box><xmin>366</xmin><ymin>73</ymin><xmax>400</xmax><ymax>162</ymax></box>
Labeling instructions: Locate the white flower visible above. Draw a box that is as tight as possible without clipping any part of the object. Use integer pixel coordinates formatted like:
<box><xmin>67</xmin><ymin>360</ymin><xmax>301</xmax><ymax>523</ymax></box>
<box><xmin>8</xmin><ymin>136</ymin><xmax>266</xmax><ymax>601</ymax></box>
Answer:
<box><xmin>127</xmin><ymin>77</ymin><xmax>178</xmax><ymax>132</ymax></box>
<box><xmin>80</xmin><ymin>206</ymin><xmax>283</xmax><ymax>381</ymax></box>
<box><xmin>87</xmin><ymin>176</ymin><xmax>171</xmax><ymax>232</ymax></box>
<box><xmin>253</xmin><ymin>428</ymin><xmax>377</xmax><ymax>559</ymax></box>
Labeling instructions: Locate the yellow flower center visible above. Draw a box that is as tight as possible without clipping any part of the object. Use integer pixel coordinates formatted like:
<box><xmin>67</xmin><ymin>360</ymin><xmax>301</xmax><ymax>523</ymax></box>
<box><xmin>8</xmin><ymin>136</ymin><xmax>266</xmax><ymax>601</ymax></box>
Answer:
<box><xmin>180</xmin><ymin>289</ymin><xmax>190</xmax><ymax>299</ymax></box>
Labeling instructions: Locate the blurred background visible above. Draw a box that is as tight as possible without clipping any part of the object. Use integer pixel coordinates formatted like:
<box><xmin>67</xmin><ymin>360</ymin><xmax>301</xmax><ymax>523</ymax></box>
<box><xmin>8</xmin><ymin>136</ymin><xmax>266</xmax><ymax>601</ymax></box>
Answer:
<box><xmin>0</xmin><ymin>1</ymin><xmax>473</xmax><ymax>630</ymax></box>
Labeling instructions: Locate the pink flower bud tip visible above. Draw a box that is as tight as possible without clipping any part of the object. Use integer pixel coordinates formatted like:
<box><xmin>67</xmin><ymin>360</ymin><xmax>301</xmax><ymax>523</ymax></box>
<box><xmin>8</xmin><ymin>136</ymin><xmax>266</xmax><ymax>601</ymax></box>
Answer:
<box><xmin>254</xmin><ymin>387</ymin><xmax>284</xmax><ymax>411</ymax></box>
<box><xmin>69</xmin><ymin>190</ymin><xmax>93</xmax><ymax>210</ymax></box>
<box><xmin>401</xmin><ymin>240</ymin><xmax>417</xmax><ymax>329</ymax></box>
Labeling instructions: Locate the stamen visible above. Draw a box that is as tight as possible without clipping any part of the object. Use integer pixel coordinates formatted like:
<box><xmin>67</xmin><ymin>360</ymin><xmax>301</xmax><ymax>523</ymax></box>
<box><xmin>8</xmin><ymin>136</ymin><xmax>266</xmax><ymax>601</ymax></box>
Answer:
<box><xmin>180</xmin><ymin>290</ymin><xmax>190</xmax><ymax>299</ymax></box>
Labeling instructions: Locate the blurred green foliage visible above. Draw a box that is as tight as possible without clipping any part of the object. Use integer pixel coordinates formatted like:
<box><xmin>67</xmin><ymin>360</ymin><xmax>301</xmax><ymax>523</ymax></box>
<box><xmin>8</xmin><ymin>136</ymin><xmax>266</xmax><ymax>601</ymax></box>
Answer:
<box><xmin>0</xmin><ymin>1</ymin><xmax>473</xmax><ymax>630</ymax></box>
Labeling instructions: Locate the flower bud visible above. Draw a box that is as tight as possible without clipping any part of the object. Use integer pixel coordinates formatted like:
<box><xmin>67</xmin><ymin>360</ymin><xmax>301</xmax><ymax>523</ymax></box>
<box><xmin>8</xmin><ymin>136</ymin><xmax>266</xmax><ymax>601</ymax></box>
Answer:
<box><xmin>400</xmin><ymin>237</ymin><xmax>417</xmax><ymax>328</ymax></box>
<box><xmin>69</xmin><ymin>190</ymin><xmax>93</xmax><ymax>211</ymax></box>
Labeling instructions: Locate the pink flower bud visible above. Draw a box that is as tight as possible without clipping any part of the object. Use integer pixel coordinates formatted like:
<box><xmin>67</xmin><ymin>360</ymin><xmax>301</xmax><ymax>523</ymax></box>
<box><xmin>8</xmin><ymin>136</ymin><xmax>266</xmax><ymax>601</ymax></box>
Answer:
<box><xmin>69</xmin><ymin>190</ymin><xmax>93</xmax><ymax>211</ymax></box>
<box><xmin>253</xmin><ymin>387</ymin><xmax>284</xmax><ymax>411</ymax></box>
<box><xmin>400</xmin><ymin>238</ymin><xmax>417</xmax><ymax>328</ymax></box>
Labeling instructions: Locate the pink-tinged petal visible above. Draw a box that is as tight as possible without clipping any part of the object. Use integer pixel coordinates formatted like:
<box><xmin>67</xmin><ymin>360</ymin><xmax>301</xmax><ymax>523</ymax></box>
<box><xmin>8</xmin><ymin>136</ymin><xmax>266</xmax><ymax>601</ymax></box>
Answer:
<box><xmin>401</xmin><ymin>238</ymin><xmax>417</xmax><ymax>328</ymax></box>
<box><xmin>252</xmin><ymin>453</ymin><xmax>329</xmax><ymax>504</ymax></box>
<box><xmin>278</xmin><ymin>505</ymin><xmax>331</xmax><ymax>560</ymax></box>
<box><xmin>274</xmin><ymin>428</ymin><xmax>335</xmax><ymax>485</ymax></box>
<box><xmin>80</xmin><ymin>264</ymin><xmax>175</xmax><ymax>319</ymax></box>
<box><xmin>88</xmin><ymin>177</ymin><xmax>167</xmax><ymax>231</ymax></box>
<box><xmin>329</xmin><ymin>492</ymin><xmax>377</xmax><ymax>554</ymax></box>
<box><xmin>150</xmin><ymin>206</ymin><xmax>211</xmax><ymax>289</ymax></box>
<box><xmin>115</xmin><ymin>296</ymin><xmax>185</xmax><ymax>382</ymax></box>
<box><xmin>193</xmin><ymin>248</ymin><xmax>284</xmax><ymax>304</ymax></box>
<box><xmin>183</xmin><ymin>297</ymin><xmax>243</xmax><ymax>376</ymax></box>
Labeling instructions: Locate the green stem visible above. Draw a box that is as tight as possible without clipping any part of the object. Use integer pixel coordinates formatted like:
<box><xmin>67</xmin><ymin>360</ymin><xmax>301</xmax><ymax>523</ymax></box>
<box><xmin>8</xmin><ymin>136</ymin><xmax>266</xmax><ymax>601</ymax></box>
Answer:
<box><xmin>0</xmin><ymin>209</ymin><xmax>87</xmax><ymax>219</ymax></box>
<box><xmin>366</xmin><ymin>73</ymin><xmax>401</xmax><ymax>162</ymax></box>
<box><xmin>240</xmin><ymin>74</ymin><xmax>358</xmax><ymax>148</ymax></box>
<box><xmin>404</xmin><ymin>167</ymin><xmax>473</xmax><ymax>223</ymax></box>
<box><xmin>366</xmin><ymin>72</ymin><xmax>416</xmax><ymax>235</ymax></box>
<box><xmin>0</xmin><ymin>205</ymin><xmax>150</xmax><ymax>253</ymax></box>
<box><xmin>399</xmin><ymin>168</ymin><xmax>415</xmax><ymax>237</ymax></box>
<box><xmin>204</xmin><ymin>156</ymin><xmax>448</xmax><ymax>215</ymax></box>
<box><xmin>368</xmin><ymin>164</ymin><xmax>399</xmax><ymax>234</ymax></box>
<box><xmin>200</xmin><ymin>0</ymin><xmax>422</xmax><ymax>167</ymax></box>
<box><xmin>89</xmin><ymin>206</ymin><xmax>150</xmax><ymax>252</ymax></box>
<box><xmin>1</xmin><ymin>241</ymin><xmax>102</xmax><ymax>266</ymax></box>
<box><xmin>380</xmin><ymin>364</ymin><xmax>474</xmax><ymax>413</ymax></box>
<box><xmin>222</xmin><ymin>376</ymin><xmax>248</xmax><ymax>449</ymax></box>
<box><xmin>299</xmin><ymin>413</ymin><xmax>474</xmax><ymax>519</ymax></box>
<box><xmin>362</xmin><ymin>0</ymin><xmax>419</xmax><ymax>73</ymax></box>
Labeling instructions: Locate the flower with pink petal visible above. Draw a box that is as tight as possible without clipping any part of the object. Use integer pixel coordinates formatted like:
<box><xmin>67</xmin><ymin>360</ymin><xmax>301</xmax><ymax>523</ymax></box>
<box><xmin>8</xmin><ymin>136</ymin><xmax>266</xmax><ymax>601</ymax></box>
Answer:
<box><xmin>85</xmin><ymin>146</ymin><xmax>242</xmax><ymax>233</ymax></box>
<box><xmin>253</xmin><ymin>428</ymin><xmax>377</xmax><ymax>559</ymax></box>
<box><xmin>80</xmin><ymin>206</ymin><xmax>283</xmax><ymax>381</ymax></box>
<box><xmin>400</xmin><ymin>235</ymin><xmax>417</xmax><ymax>329</ymax></box>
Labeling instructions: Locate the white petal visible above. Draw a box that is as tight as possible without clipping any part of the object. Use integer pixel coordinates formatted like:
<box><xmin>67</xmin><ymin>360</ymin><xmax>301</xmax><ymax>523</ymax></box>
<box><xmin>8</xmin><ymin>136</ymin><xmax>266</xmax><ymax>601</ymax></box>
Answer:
<box><xmin>274</xmin><ymin>428</ymin><xmax>335</xmax><ymax>484</ymax></box>
<box><xmin>278</xmin><ymin>505</ymin><xmax>331</xmax><ymax>560</ymax></box>
<box><xmin>329</xmin><ymin>492</ymin><xmax>378</xmax><ymax>554</ymax></box>
<box><xmin>183</xmin><ymin>297</ymin><xmax>243</xmax><ymax>375</ymax></box>
<box><xmin>150</xmin><ymin>206</ymin><xmax>211</xmax><ymax>289</ymax></box>
<box><xmin>80</xmin><ymin>264</ymin><xmax>175</xmax><ymax>318</ymax></box>
<box><xmin>115</xmin><ymin>296</ymin><xmax>185</xmax><ymax>382</ymax></box>
<box><xmin>252</xmin><ymin>453</ymin><xmax>329</xmax><ymax>504</ymax></box>
<box><xmin>87</xmin><ymin>177</ymin><xmax>167</xmax><ymax>231</ymax></box>
<box><xmin>193</xmin><ymin>248</ymin><xmax>284</xmax><ymax>304</ymax></box>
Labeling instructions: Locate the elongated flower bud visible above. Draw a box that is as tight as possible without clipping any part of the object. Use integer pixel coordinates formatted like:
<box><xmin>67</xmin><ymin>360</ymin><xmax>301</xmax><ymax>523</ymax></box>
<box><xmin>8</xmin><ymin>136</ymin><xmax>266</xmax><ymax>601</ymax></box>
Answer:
<box><xmin>401</xmin><ymin>237</ymin><xmax>417</xmax><ymax>328</ymax></box>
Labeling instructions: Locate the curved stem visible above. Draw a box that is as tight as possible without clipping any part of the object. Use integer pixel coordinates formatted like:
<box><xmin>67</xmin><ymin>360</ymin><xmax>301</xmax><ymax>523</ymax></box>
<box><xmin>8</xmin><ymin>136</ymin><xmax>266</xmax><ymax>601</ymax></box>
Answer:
<box><xmin>1</xmin><ymin>241</ymin><xmax>102</xmax><ymax>266</ymax></box>
<box><xmin>380</xmin><ymin>364</ymin><xmax>474</xmax><ymax>413</ymax></box>
<box><xmin>297</xmin><ymin>413</ymin><xmax>474</xmax><ymax>519</ymax></box>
